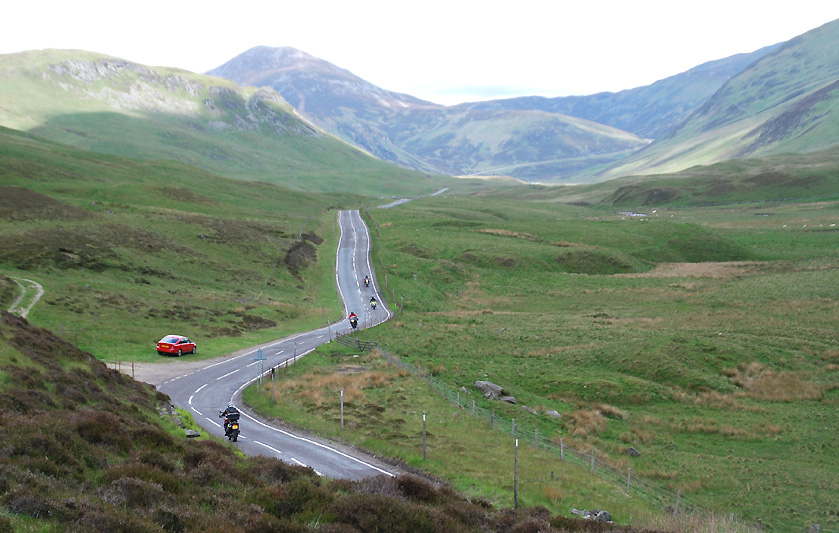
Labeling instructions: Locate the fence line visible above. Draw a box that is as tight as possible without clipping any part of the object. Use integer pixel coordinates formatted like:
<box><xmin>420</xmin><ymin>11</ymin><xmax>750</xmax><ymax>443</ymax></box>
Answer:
<box><xmin>374</xmin><ymin>347</ymin><xmax>709</xmax><ymax>516</ymax></box>
<box><xmin>334</xmin><ymin>333</ymin><xmax>378</xmax><ymax>352</ymax></box>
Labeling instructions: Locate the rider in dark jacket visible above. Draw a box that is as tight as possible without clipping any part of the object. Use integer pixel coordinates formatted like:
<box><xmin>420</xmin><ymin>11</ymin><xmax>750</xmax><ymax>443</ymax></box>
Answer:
<box><xmin>220</xmin><ymin>403</ymin><xmax>240</xmax><ymax>436</ymax></box>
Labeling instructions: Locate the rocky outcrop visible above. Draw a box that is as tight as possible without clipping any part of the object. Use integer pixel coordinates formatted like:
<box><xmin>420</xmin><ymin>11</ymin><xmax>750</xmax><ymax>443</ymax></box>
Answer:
<box><xmin>475</xmin><ymin>381</ymin><xmax>504</xmax><ymax>400</ymax></box>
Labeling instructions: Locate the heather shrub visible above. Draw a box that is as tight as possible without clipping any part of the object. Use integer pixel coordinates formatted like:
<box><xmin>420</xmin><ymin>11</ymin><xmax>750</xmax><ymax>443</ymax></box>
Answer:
<box><xmin>246</xmin><ymin>454</ymin><xmax>317</xmax><ymax>484</ymax></box>
<box><xmin>441</xmin><ymin>500</ymin><xmax>492</xmax><ymax>530</ymax></box>
<box><xmin>100</xmin><ymin>477</ymin><xmax>166</xmax><ymax>509</ymax></box>
<box><xmin>152</xmin><ymin>506</ymin><xmax>186</xmax><ymax>533</ymax></box>
<box><xmin>4</xmin><ymin>365</ymin><xmax>47</xmax><ymax>390</ymax></box>
<box><xmin>130</xmin><ymin>423</ymin><xmax>179</xmax><ymax>452</ymax></box>
<box><xmin>3</xmin><ymin>487</ymin><xmax>67</xmax><ymax>520</ymax></box>
<box><xmin>329</xmin><ymin>493</ymin><xmax>437</xmax><ymax>533</ymax></box>
<box><xmin>245</xmin><ymin>512</ymin><xmax>315</xmax><ymax>533</ymax></box>
<box><xmin>183</xmin><ymin>440</ymin><xmax>236</xmax><ymax>472</ymax></box>
<box><xmin>396</xmin><ymin>474</ymin><xmax>442</xmax><ymax>504</ymax></box>
<box><xmin>138</xmin><ymin>450</ymin><xmax>178</xmax><ymax>473</ymax></box>
<box><xmin>0</xmin><ymin>387</ymin><xmax>56</xmax><ymax>413</ymax></box>
<box><xmin>351</xmin><ymin>474</ymin><xmax>401</xmax><ymax>498</ymax></box>
<box><xmin>187</xmin><ymin>462</ymin><xmax>230</xmax><ymax>487</ymax></box>
<box><xmin>318</xmin><ymin>524</ymin><xmax>360</xmax><ymax>533</ymax></box>
<box><xmin>102</xmin><ymin>462</ymin><xmax>184</xmax><ymax>494</ymax></box>
<box><xmin>260</xmin><ymin>478</ymin><xmax>334</xmax><ymax>519</ymax></box>
<box><xmin>71</xmin><ymin>508</ymin><xmax>157</xmax><ymax>533</ymax></box>
<box><xmin>74</xmin><ymin>409</ymin><xmax>131</xmax><ymax>451</ymax></box>
<box><xmin>549</xmin><ymin>513</ymin><xmax>631</xmax><ymax>531</ymax></box>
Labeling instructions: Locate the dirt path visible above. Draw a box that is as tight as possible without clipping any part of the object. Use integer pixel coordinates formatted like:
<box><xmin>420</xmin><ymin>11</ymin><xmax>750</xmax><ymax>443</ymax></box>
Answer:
<box><xmin>8</xmin><ymin>277</ymin><xmax>44</xmax><ymax>319</ymax></box>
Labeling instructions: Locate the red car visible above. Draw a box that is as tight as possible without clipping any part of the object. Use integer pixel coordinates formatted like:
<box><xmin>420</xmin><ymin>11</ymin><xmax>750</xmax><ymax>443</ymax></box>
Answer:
<box><xmin>156</xmin><ymin>335</ymin><xmax>196</xmax><ymax>356</ymax></box>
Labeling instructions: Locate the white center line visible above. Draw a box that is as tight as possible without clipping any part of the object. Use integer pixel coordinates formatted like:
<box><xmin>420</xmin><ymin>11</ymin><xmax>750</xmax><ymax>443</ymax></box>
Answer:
<box><xmin>217</xmin><ymin>369</ymin><xmax>240</xmax><ymax>380</ymax></box>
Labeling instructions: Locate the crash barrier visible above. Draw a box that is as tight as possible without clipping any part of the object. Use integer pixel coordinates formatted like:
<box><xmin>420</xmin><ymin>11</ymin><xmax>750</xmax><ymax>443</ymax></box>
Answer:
<box><xmin>334</xmin><ymin>333</ymin><xmax>378</xmax><ymax>352</ymax></box>
<box><xmin>375</xmin><ymin>348</ymin><xmax>714</xmax><ymax>519</ymax></box>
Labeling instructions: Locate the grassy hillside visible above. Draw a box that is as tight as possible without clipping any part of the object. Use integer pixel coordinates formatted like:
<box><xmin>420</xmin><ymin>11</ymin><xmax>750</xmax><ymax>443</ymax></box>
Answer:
<box><xmin>601</xmin><ymin>19</ymin><xmax>839</xmax><ymax>179</ymax></box>
<box><xmin>0</xmin><ymin>125</ymin><xmax>364</xmax><ymax>361</ymax></box>
<box><xmin>0</xmin><ymin>50</ymin><xmax>455</xmax><ymax>197</ymax></box>
<box><xmin>506</xmin><ymin>147</ymin><xmax>839</xmax><ymax>208</ymax></box>
<box><xmin>459</xmin><ymin>46</ymin><xmax>777</xmax><ymax>140</ymax></box>
<box><xmin>2</xmin><ymin>310</ymin><xmax>652</xmax><ymax>532</ymax></box>
<box><xmin>250</xmin><ymin>191</ymin><xmax>839</xmax><ymax>531</ymax></box>
<box><xmin>0</xmin><ymin>126</ymin><xmax>683</xmax><ymax>532</ymax></box>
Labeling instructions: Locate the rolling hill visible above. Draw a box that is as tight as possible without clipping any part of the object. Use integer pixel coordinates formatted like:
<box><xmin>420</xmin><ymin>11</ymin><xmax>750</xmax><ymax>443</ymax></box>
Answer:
<box><xmin>458</xmin><ymin>45</ymin><xmax>778</xmax><ymax>140</ymax></box>
<box><xmin>0</xmin><ymin>49</ymin><xmax>451</xmax><ymax>197</ymax></box>
<box><xmin>600</xmin><ymin>18</ymin><xmax>839</xmax><ymax>179</ymax></box>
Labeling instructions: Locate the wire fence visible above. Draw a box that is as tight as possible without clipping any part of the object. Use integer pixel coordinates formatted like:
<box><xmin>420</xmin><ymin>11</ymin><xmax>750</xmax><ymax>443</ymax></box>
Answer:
<box><xmin>363</xmin><ymin>343</ymin><xmax>835</xmax><ymax>531</ymax></box>
<box><xmin>374</xmin><ymin>346</ymin><xmax>712</xmax><ymax>517</ymax></box>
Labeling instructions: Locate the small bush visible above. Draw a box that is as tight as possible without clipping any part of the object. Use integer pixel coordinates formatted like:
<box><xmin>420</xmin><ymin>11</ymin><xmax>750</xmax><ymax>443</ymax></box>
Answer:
<box><xmin>73</xmin><ymin>508</ymin><xmax>156</xmax><ymax>533</ymax></box>
<box><xmin>329</xmin><ymin>493</ymin><xmax>436</xmax><ymax>533</ymax></box>
<box><xmin>396</xmin><ymin>475</ymin><xmax>441</xmax><ymax>504</ymax></box>
<box><xmin>260</xmin><ymin>478</ymin><xmax>334</xmax><ymax>519</ymax></box>
<box><xmin>100</xmin><ymin>477</ymin><xmax>166</xmax><ymax>509</ymax></box>
<box><xmin>102</xmin><ymin>462</ymin><xmax>184</xmax><ymax>495</ymax></box>
<box><xmin>246</xmin><ymin>455</ymin><xmax>316</xmax><ymax>485</ymax></box>
<box><xmin>3</xmin><ymin>487</ymin><xmax>66</xmax><ymax>520</ymax></box>
<box><xmin>130</xmin><ymin>424</ymin><xmax>179</xmax><ymax>452</ymax></box>
<box><xmin>74</xmin><ymin>409</ymin><xmax>131</xmax><ymax>451</ymax></box>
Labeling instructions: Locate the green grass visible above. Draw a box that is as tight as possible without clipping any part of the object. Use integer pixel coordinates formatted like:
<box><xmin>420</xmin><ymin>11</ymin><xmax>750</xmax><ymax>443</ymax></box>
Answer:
<box><xmin>0</xmin><ymin>50</ymin><xmax>459</xmax><ymax>198</ymax></box>
<box><xmin>244</xmin><ymin>345</ymin><xmax>664</xmax><ymax>526</ymax></box>
<box><xmin>0</xmin><ymin>127</ymin><xmax>359</xmax><ymax>362</ymax></box>
<box><xmin>241</xmin><ymin>192</ymin><xmax>839</xmax><ymax>532</ymax></box>
<box><xmin>3</xmin><ymin>311</ymin><xmax>590</xmax><ymax>532</ymax></box>
<box><xmin>5</xmin><ymin>118</ymin><xmax>839</xmax><ymax>531</ymax></box>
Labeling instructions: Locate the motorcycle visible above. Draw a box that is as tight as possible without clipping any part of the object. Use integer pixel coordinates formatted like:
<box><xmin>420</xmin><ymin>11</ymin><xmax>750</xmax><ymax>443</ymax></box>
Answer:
<box><xmin>370</xmin><ymin>299</ymin><xmax>377</xmax><ymax>310</ymax></box>
<box><xmin>350</xmin><ymin>317</ymin><xmax>358</xmax><ymax>329</ymax></box>
<box><xmin>364</xmin><ymin>276</ymin><xmax>370</xmax><ymax>288</ymax></box>
<box><xmin>228</xmin><ymin>420</ymin><xmax>240</xmax><ymax>442</ymax></box>
<box><xmin>219</xmin><ymin>410</ymin><xmax>240</xmax><ymax>442</ymax></box>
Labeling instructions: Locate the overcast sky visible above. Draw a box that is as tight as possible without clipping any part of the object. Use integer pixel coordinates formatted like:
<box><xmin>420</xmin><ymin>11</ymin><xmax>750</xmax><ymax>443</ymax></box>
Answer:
<box><xmin>3</xmin><ymin>1</ymin><xmax>837</xmax><ymax>105</ymax></box>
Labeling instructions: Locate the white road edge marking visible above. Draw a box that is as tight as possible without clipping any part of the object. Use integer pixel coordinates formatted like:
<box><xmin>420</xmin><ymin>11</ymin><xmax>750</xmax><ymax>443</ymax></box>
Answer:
<box><xmin>255</xmin><ymin>441</ymin><xmax>282</xmax><ymax>454</ymax></box>
<box><xmin>234</xmin><ymin>378</ymin><xmax>394</xmax><ymax>477</ymax></box>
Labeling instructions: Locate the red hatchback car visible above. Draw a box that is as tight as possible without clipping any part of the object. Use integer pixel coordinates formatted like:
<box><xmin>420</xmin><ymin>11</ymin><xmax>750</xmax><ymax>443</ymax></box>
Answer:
<box><xmin>156</xmin><ymin>335</ymin><xmax>196</xmax><ymax>356</ymax></box>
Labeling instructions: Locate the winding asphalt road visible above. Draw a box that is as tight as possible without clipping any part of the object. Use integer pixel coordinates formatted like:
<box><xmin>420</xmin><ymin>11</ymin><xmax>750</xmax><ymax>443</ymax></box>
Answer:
<box><xmin>157</xmin><ymin>210</ymin><xmax>395</xmax><ymax>480</ymax></box>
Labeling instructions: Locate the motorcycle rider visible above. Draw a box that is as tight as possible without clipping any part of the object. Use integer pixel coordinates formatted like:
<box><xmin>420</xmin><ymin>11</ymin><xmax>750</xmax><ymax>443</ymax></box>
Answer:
<box><xmin>349</xmin><ymin>312</ymin><xmax>358</xmax><ymax>328</ymax></box>
<box><xmin>364</xmin><ymin>275</ymin><xmax>370</xmax><ymax>287</ymax></box>
<box><xmin>370</xmin><ymin>296</ymin><xmax>377</xmax><ymax>310</ymax></box>
<box><xmin>219</xmin><ymin>403</ymin><xmax>240</xmax><ymax>436</ymax></box>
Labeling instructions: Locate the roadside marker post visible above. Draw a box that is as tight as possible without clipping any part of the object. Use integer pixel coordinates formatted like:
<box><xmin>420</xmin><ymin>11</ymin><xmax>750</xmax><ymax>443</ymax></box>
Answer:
<box><xmin>254</xmin><ymin>348</ymin><xmax>266</xmax><ymax>388</ymax></box>
<box><xmin>423</xmin><ymin>412</ymin><xmax>427</xmax><ymax>460</ymax></box>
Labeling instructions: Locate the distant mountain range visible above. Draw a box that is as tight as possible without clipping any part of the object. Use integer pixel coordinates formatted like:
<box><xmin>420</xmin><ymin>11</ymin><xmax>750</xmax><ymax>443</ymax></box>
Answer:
<box><xmin>208</xmin><ymin>18</ymin><xmax>839</xmax><ymax>183</ymax></box>
<box><xmin>601</xmin><ymin>18</ymin><xmax>839</xmax><ymax>180</ymax></box>
<box><xmin>206</xmin><ymin>42</ymin><xmax>776</xmax><ymax>183</ymax></box>
<box><xmin>208</xmin><ymin>47</ymin><xmax>650</xmax><ymax>180</ymax></box>
<box><xmin>1</xmin><ymin>17</ymin><xmax>836</xmax><ymax>188</ymax></box>
<box><xmin>0</xmin><ymin>49</ymin><xmax>448</xmax><ymax>196</ymax></box>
